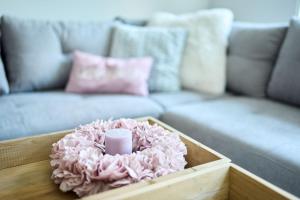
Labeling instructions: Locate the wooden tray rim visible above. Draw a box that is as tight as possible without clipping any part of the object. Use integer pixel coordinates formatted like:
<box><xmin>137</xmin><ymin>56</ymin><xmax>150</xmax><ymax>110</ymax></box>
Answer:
<box><xmin>84</xmin><ymin>163</ymin><xmax>299</xmax><ymax>200</ymax></box>
<box><xmin>0</xmin><ymin>116</ymin><xmax>230</xmax><ymax>170</ymax></box>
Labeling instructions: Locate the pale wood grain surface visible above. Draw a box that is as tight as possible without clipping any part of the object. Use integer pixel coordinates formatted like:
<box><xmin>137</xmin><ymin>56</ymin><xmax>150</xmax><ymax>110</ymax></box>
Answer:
<box><xmin>0</xmin><ymin>160</ymin><xmax>76</xmax><ymax>200</ymax></box>
<box><xmin>0</xmin><ymin>130</ymin><xmax>72</xmax><ymax>170</ymax></box>
<box><xmin>1</xmin><ymin>117</ymin><xmax>296</xmax><ymax>200</ymax></box>
<box><xmin>85</xmin><ymin>163</ymin><xmax>299</xmax><ymax>200</ymax></box>
<box><xmin>0</xmin><ymin>117</ymin><xmax>229</xmax><ymax>200</ymax></box>
<box><xmin>229</xmin><ymin>164</ymin><xmax>299</xmax><ymax>200</ymax></box>
<box><xmin>84</xmin><ymin>164</ymin><xmax>230</xmax><ymax>200</ymax></box>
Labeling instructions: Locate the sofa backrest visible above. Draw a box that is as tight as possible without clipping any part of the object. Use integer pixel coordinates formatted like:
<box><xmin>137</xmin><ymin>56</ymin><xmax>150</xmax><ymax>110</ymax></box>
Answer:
<box><xmin>1</xmin><ymin>16</ymin><xmax>116</xmax><ymax>93</ymax></box>
<box><xmin>0</xmin><ymin>25</ymin><xmax>9</xmax><ymax>95</ymax></box>
<box><xmin>226</xmin><ymin>22</ymin><xmax>288</xmax><ymax>98</ymax></box>
<box><xmin>267</xmin><ymin>17</ymin><xmax>300</xmax><ymax>107</ymax></box>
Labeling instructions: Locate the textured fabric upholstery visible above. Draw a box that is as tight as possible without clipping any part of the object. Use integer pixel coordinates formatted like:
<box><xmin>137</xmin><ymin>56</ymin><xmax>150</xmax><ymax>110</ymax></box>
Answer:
<box><xmin>0</xmin><ymin>91</ymin><xmax>163</xmax><ymax>140</ymax></box>
<box><xmin>227</xmin><ymin>22</ymin><xmax>287</xmax><ymax>97</ymax></box>
<box><xmin>150</xmin><ymin>90</ymin><xmax>223</xmax><ymax>109</ymax></box>
<box><xmin>268</xmin><ymin>18</ymin><xmax>300</xmax><ymax>106</ymax></box>
<box><xmin>1</xmin><ymin>16</ymin><xmax>115</xmax><ymax>92</ymax></box>
<box><xmin>161</xmin><ymin>96</ymin><xmax>300</xmax><ymax>196</ymax></box>
<box><xmin>0</xmin><ymin>30</ymin><xmax>9</xmax><ymax>95</ymax></box>
<box><xmin>0</xmin><ymin>54</ymin><xmax>9</xmax><ymax>95</ymax></box>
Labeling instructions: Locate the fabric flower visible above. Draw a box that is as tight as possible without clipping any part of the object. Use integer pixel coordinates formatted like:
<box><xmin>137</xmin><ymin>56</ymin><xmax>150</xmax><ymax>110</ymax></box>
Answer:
<box><xmin>50</xmin><ymin>119</ymin><xmax>187</xmax><ymax>197</ymax></box>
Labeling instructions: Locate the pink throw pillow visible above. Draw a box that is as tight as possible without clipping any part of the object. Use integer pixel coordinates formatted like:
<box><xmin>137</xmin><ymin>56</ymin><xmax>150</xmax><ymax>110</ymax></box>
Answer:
<box><xmin>65</xmin><ymin>51</ymin><xmax>153</xmax><ymax>96</ymax></box>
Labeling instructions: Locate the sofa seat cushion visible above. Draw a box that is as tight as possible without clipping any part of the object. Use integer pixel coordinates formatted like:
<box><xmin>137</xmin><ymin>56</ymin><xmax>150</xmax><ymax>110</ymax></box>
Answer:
<box><xmin>0</xmin><ymin>91</ymin><xmax>163</xmax><ymax>140</ymax></box>
<box><xmin>150</xmin><ymin>90</ymin><xmax>223</xmax><ymax>109</ymax></box>
<box><xmin>160</xmin><ymin>96</ymin><xmax>300</xmax><ymax>196</ymax></box>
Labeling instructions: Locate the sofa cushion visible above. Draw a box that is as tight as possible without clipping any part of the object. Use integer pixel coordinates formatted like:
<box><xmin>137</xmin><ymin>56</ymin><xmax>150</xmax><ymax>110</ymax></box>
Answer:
<box><xmin>148</xmin><ymin>9</ymin><xmax>233</xmax><ymax>95</ymax></box>
<box><xmin>65</xmin><ymin>51</ymin><xmax>153</xmax><ymax>96</ymax></box>
<box><xmin>0</xmin><ymin>91</ymin><xmax>163</xmax><ymax>140</ymax></box>
<box><xmin>268</xmin><ymin>18</ymin><xmax>300</xmax><ymax>106</ymax></box>
<box><xmin>0</xmin><ymin>51</ymin><xmax>9</xmax><ymax>95</ymax></box>
<box><xmin>150</xmin><ymin>90</ymin><xmax>222</xmax><ymax>109</ymax></box>
<box><xmin>0</xmin><ymin>57</ymin><xmax>9</xmax><ymax>95</ymax></box>
<box><xmin>110</xmin><ymin>25</ymin><xmax>187</xmax><ymax>92</ymax></box>
<box><xmin>114</xmin><ymin>17</ymin><xmax>147</xmax><ymax>26</ymax></box>
<box><xmin>227</xmin><ymin>22</ymin><xmax>287</xmax><ymax>97</ymax></box>
<box><xmin>1</xmin><ymin>16</ymin><xmax>114</xmax><ymax>92</ymax></box>
<box><xmin>0</xmin><ymin>28</ymin><xmax>9</xmax><ymax>95</ymax></box>
<box><xmin>161</xmin><ymin>96</ymin><xmax>300</xmax><ymax>196</ymax></box>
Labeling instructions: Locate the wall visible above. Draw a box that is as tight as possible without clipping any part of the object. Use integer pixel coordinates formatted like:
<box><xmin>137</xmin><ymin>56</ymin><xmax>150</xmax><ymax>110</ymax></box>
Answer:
<box><xmin>210</xmin><ymin>0</ymin><xmax>299</xmax><ymax>23</ymax></box>
<box><xmin>0</xmin><ymin>0</ymin><xmax>209</xmax><ymax>21</ymax></box>
<box><xmin>0</xmin><ymin>0</ymin><xmax>297</xmax><ymax>23</ymax></box>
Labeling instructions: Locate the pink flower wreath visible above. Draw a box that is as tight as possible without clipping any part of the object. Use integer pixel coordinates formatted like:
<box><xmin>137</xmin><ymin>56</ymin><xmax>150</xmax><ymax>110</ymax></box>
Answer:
<box><xmin>50</xmin><ymin>119</ymin><xmax>187</xmax><ymax>197</ymax></box>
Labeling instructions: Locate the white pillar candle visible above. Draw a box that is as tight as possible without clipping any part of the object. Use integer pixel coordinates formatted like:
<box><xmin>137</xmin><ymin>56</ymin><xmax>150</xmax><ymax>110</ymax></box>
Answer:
<box><xmin>105</xmin><ymin>128</ymin><xmax>132</xmax><ymax>155</ymax></box>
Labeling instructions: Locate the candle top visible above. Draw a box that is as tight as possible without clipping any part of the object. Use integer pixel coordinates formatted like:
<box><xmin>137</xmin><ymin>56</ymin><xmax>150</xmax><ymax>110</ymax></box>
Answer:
<box><xmin>105</xmin><ymin>128</ymin><xmax>132</xmax><ymax>138</ymax></box>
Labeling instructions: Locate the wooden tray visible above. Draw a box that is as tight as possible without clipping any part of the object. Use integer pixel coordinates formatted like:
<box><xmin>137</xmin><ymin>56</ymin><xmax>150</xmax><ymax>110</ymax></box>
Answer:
<box><xmin>0</xmin><ymin>117</ymin><xmax>229</xmax><ymax>200</ymax></box>
<box><xmin>85</xmin><ymin>163</ymin><xmax>299</xmax><ymax>200</ymax></box>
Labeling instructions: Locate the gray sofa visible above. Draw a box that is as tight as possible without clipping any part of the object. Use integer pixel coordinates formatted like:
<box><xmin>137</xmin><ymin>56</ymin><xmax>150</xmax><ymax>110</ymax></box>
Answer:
<box><xmin>0</xmin><ymin>16</ymin><xmax>300</xmax><ymax>197</ymax></box>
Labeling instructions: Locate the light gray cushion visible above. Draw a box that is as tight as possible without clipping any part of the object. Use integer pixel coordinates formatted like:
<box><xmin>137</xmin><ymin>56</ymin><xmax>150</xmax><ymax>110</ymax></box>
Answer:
<box><xmin>0</xmin><ymin>50</ymin><xmax>9</xmax><ymax>95</ymax></box>
<box><xmin>150</xmin><ymin>90</ymin><xmax>222</xmax><ymax>109</ymax></box>
<box><xmin>161</xmin><ymin>96</ymin><xmax>300</xmax><ymax>196</ymax></box>
<box><xmin>268</xmin><ymin>18</ymin><xmax>300</xmax><ymax>106</ymax></box>
<box><xmin>227</xmin><ymin>22</ymin><xmax>287</xmax><ymax>97</ymax></box>
<box><xmin>110</xmin><ymin>25</ymin><xmax>187</xmax><ymax>92</ymax></box>
<box><xmin>0</xmin><ymin>91</ymin><xmax>163</xmax><ymax>140</ymax></box>
<box><xmin>0</xmin><ymin>28</ymin><xmax>9</xmax><ymax>95</ymax></box>
<box><xmin>1</xmin><ymin>16</ymin><xmax>114</xmax><ymax>92</ymax></box>
<box><xmin>114</xmin><ymin>17</ymin><xmax>147</xmax><ymax>26</ymax></box>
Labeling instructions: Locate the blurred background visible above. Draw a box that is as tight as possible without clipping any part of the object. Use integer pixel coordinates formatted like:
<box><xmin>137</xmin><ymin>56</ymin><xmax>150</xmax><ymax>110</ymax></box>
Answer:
<box><xmin>0</xmin><ymin>0</ymin><xmax>298</xmax><ymax>22</ymax></box>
